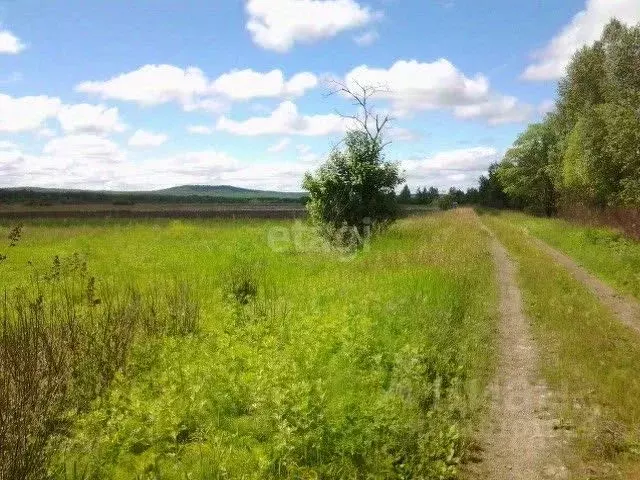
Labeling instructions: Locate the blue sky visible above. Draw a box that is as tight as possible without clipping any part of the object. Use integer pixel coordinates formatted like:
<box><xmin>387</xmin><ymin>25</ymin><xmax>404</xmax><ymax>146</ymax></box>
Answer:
<box><xmin>0</xmin><ymin>0</ymin><xmax>638</xmax><ymax>191</ymax></box>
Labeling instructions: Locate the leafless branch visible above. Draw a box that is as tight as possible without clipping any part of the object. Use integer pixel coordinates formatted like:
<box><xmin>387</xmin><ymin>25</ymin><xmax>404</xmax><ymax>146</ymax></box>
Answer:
<box><xmin>325</xmin><ymin>79</ymin><xmax>393</xmax><ymax>147</ymax></box>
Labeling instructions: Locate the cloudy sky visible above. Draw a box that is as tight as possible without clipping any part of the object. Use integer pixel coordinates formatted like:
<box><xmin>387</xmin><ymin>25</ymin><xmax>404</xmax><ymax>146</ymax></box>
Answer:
<box><xmin>0</xmin><ymin>0</ymin><xmax>638</xmax><ymax>192</ymax></box>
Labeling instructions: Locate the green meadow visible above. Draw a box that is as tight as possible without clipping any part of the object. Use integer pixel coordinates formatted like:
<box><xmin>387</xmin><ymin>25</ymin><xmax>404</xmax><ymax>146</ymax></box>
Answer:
<box><xmin>0</xmin><ymin>212</ymin><xmax>496</xmax><ymax>479</ymax></box>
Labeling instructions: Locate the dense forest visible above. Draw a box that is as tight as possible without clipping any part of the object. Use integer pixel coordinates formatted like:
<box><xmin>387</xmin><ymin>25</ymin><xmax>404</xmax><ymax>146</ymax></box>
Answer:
<box><xmin>479</xmin><ymin>19</ymin><xmax>640</xmax><ymax>216</ymax></box>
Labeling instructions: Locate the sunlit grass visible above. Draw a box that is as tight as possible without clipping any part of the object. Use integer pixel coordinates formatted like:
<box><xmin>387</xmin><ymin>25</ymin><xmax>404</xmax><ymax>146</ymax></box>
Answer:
<box><xmin>493</xmin><ymin>212</ymin><xmax>640</xmax><ymax>299</ymax></box>
<box><xmin>1</xmin><ymin>211</ymin><xmax>497</xmax><ymax>479</ymax></box>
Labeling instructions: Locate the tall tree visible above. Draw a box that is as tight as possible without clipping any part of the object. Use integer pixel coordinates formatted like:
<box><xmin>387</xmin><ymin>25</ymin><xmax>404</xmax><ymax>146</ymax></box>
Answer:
<box><xmin>497</xmin><ymin>122</ymin><xmax>557</xmax><ymax>215</ymax></box>
<box><xmin>398</xmin><ymin>184</ymin><xmax>412</xmax><ymax>204</ymax></box>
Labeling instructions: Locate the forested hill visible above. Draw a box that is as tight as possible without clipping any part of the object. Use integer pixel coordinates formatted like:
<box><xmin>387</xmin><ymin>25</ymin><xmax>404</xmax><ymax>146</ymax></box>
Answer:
<box><xmin>0</xmin><ymin>186</ymin><xmax>306</xmax><ymax>205</ymax></box>
<box><xmin>155</xmin><ymin>185</ymin><xmax>305</xmax><ymax>199</ymax></box>
<box><xmin>479</xmin><ymin>19</ymin><xmax>640</xmax><ymax>216</ymax></box>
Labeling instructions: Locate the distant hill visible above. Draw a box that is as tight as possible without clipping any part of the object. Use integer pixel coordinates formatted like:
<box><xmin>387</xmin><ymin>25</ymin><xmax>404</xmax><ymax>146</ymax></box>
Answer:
<box><xmin>0</xmin><ymin>185</ymin><xmax>307</xmax><ymax>205</ymax></box>
<box><xmin>154</xmin><ymin>185</ymin><xmax>305</xmax><ymax>199</ymax></box>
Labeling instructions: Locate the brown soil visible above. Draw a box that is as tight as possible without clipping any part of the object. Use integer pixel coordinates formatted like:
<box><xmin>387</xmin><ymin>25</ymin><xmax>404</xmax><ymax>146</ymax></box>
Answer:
<box><xmin>469</xmin><ymin>221</ymin><xmax>567</xmax><ymax>479</ymax></box>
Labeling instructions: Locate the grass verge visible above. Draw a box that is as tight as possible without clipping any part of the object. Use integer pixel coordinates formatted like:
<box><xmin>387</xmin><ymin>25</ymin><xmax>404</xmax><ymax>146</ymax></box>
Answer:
<box><xmin>492</xmin><ymin>211</ymin><xmax>640</xmax><ymax>300</ymax></box>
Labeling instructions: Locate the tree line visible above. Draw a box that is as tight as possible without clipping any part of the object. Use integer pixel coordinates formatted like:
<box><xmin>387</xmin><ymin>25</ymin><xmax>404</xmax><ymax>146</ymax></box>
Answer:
<box><xmin>398</xmin><ymin>185</ymin><xmax>481</xmax><ymax>209</ymax></box>
<box><xmin>478</xmin><ymin>19</ymin><xmax>640</xmax><ymax>216</ymax></box>
<box><xmin>303</xmin><ymin>19</ymin><xmax>638</xmax><ymax>245</ymax></box>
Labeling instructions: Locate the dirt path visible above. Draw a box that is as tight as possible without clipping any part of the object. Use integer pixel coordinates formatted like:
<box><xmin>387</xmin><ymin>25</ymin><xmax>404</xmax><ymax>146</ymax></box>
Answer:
<box><xmin>472</xmin><ymin>223</ymin><xmax>566</xmax><ymax>479</ymax></box>
<box><xmin>529</xmin><ymin>236</ymin><xmax>640</xmax><ymax>336</ymax></box>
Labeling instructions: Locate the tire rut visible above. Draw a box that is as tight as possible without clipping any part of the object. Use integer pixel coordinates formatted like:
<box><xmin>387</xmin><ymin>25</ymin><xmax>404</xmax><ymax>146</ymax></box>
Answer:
<box><xmin>471</xmin><ymin>221</ymin><xmax>566</xmax><ymax>479</ymax></box>
<box><xmin>528</xmin><ymin>235</ymin><xmax>640</xmax><ymax>336</ymax></box>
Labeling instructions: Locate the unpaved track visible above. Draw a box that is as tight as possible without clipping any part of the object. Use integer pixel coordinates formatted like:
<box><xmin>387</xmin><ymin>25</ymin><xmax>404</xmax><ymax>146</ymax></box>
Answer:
<box><xmin>474</xmin><ymin>221</ymin><xmax>566</xmax><ymax>479</ymax></box>
<box><xmin>529</xmin><ymin>236</ymin><xmax>640</xmax><ymax>336</ymax></box>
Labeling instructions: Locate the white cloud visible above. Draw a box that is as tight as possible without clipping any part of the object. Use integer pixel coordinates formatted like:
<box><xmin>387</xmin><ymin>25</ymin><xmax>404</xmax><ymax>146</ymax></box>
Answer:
<box><xmin>0</xmin><ymin>94</ymin><xmax>62</xmax><ymax>133</ymax></box>
<box><xmin>123</xmin><ymin>151</ymin><xmax>240</xmax><ymax>188</ymax></box>
<box><xmin>37</xmin><ymin>128</ymin><xmax>57</xmax><ymax>138</ymax></box>
<box><xmin>387</xmin><ymin>126</ymin><xmax>421</xmax><ymax>142</ymax></box>
<box><xmin>453</xmin><ymin>96</ymin><xmax>533</xmax><ymax>125</ymax></box>
<box><xmin>57</xmin><ymin>103</ymin><xmax>126</xmax><ymax>134</ymax></box>
<box><xmin>0</xmin><ymin>136</ymin><xmax>495</xmax><ymax>192</ymax></box>
<box><xmin>344</xmin><ymin>59</ymin><xmax>531</xmax><ymax>124</ymax></box>
<box><xmin>128</xmin><ymin>130</ymin><xmax>168</xmax><ymax>148</ymax></box>
<box><xmin>522</xmin><ymin>0</ymin><xmax>640</xmax><ymax>81</ymax></box>
<box><xmin>0</xmin><ymin>29</ymin><xmax>25</xmax><ymax>54</ymax></box>
<box><xmin>354</xmin><ymin>30</ymin><xmax>378</xmax><ymax>46</ymax></box>
<box><xmin>216</xmin><ymin>101</ymin><xmax>347</xmax><ymax>136</ymax></box>
<box><xmin>296</xmin><ymin>144</ymin><xmax>320</xmax><ymax>164</ymax></box>
<box><xmin>221</xmin><ymin>161</ymin><xmax>309</xmax><ymax>191</ymax></box>
<box><xmin>538</xmin><ymin>99</ymin><xmax>555</xmax><ymax>115</ymax></box>
<box><xmin>0</xmin><ymin>136</ymin><xmax>244</xmax><ymax>190</ymax></box>
<box><xmin>187</xmin><ymin>125</ymin><xmax>215</xmax><ymax>135</ymax></box>
<box><xmin>76</xmin><ymin>64</ymin><xmax>210</xmax><ymax>107</ymax></box>
<box><xmin>401</xmin><ymin>146</ymin><xmax>499</xmax><ymax>189</ymax></box>
<box><xmin>76</xmin><ymin>65</ymin><xmax>320</xmax><ymax>111</ymax></box>
<box><xmin>268</xmin><ymin>138</ymin><xmax>292</xmax><ymax>153</ymax></box>
<box><xmin>212</xmin><ymin>69</ymin><xmax>318</xmax><ymax>100</ymax></box>
<box><xmin>0</xmin><ymin>141</ymin><xmax>19</xmax><ymax>151</ymax></box>
<box><xmin>245</xmin><ymin>0</ymin><xmax>380</xmax><ymax>52</ymax></box>
<box><xmin>43</xmin><ymin>134</ymin><xmax>125</xmax><ymax>164</ymax></box>
<box><xmin>2</xmin><ymin>134</ymin><xmax>128</xmax><ymax>189</ymax></box>
<box><xmin>183</xmin><ymin>97</ymin><xmax>228</xmax><ymax>113</ymax></box>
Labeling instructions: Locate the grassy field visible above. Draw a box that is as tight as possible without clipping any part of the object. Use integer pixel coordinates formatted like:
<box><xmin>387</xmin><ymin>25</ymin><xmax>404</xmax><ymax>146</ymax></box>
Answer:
<box><xmin>481</xmin><ymin>211</ymin><xmax>640</xmax><ymax>479</ymax></box>
<box><xmin>493</xmin><ymin>212</ymin><xmax>640</xmax><ymax>300</ymax></box>
<box><xmin>0</xmin><ymin>211</ymin><xmax>497</xmax><ymax>479</ymax></box>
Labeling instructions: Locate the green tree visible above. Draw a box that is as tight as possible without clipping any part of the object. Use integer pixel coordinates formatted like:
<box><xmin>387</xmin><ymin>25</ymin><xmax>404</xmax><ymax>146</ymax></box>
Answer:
<box><xmin>497</xmin><ymin>122</ymin><xmax>557</xmax><ymax>215</ymax></box>
<box><xmin>478</xmin><ymin>164</ymin><xmax>509</xmax><ymax>208</ymax></box>
<box><xmin>398</xmin><ymin>184</ymin><xmax>412</xmax><ymax>204</ymax></box>
<box><xmin>303</xmin><ymin>82</ymin><xmax>403</xmax><ymax>239</ymax></box>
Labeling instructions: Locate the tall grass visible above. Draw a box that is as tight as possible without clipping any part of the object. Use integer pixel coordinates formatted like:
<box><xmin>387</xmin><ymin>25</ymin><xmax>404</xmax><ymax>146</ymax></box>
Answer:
<box><xmin>1</xmin><ymin>213</ymin><xmax>496</xmax><ymax>479</ymax></box>
<box><xmin>0</xmin><ymin>253</ymin><xmax>200</xmax><ymax>480</ymax></box>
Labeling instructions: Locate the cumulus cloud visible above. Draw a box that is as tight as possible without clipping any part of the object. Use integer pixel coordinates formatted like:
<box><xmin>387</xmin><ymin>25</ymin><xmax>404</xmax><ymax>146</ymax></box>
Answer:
<box><xmin>221</xmin><ymin>161</ymin><xmax>310</xmax><ymax>191</ymax></box>
<box><xmin>0</xmin><ymin>136</ymin><xmax>244</xmax><ymax>190</ymax></box>
<box><xmin>354</xmin><ymin>30</ymin><xmax>379</xmax><ymax>46</ymax></box>
<box><xmin>76</xmin><ymin>64</ymin><xmax>210</xmax><ymax>107</ymax></box>
<box><xmin>387</xmin><ymin>126</ymin><xmax>421</xmax><ymax>142</ymax></box>
<box><xmin>128</xmin><ymin>130</ymin><xmax>168</xmax><ymax>148</ymax></box>
<box><xmin>0</xmin><ymin>137</ymin><xmax>497</xmax><ymax>192</ymax></box>
<box><xmin>212</xmin><ymin>69</ymin><xmax>318</xmax><ymax>100</ymax></box>
<box><xmin>0</xmin><ymin>29</ymin><xmax>25</xmax><ymax>54</ymax></box>
<box><xmin>0</xmin><ymin>94</ymin><xmax>62</xmax><ymax>133</ymax></box>
<box><xmin>76</xmin><ymin>65</ymin><xmax>320</xmax><ymax>111</ymax></box>
<box><xmin>344</xmin><ymin>59</ymin><xmax>531</xmax><ymax>124</ymax></box>
<box><xmin>43</xmin><ymin>134</ymin><xmax>125</xmax><ymax>164</ymax></box>
<box><xmin>522</xmin><ymin>0</ymin><xmax>640</xmax><ymax>81</ymax></box>
<box><xmin>453</xmin><ymin>96</ymin><xmax>533</xmax><ymax>125</ymax></box>
<box><xmin>2</xmin><ymin>134</ymin><xmax>128</xmax><ymax>189</ymax></box>
<box><xmin>267</xmin><ymin>138</ymin><xmax>292</xmax><ymax>153</ymax></box>
<box><xmin>216</xmin><ymin>101</ymin><xmax>347</xmax><ymax>136</ymax></box>
<box><xmin>57</xmin><ymin>104</ymin><xmax>126</xmax><ymax>134</ymax></box>
<box><xmin>401</xmin><ymin>146</ymin><xmax>499</xmax><ymax>189</ymax></box>
<box><xmin>245</xmin><ymin>0</ymin><xmax>380</xmax><ymax>52</ymax></box>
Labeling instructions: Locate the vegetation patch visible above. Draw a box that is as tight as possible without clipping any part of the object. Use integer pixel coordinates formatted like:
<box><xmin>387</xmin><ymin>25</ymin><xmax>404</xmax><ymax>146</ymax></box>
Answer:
<box><xmin>1</xmin><ymin>212</ymin><xmax>496</xmax><ymax>479</ymax></box>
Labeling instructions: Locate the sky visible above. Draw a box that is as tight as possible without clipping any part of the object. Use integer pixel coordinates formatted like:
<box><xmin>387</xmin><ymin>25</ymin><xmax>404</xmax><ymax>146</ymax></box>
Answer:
<box><xmin>0</xmin><ymin>0</ymin><xmax>638</xmax><ymax>192</ymax></box>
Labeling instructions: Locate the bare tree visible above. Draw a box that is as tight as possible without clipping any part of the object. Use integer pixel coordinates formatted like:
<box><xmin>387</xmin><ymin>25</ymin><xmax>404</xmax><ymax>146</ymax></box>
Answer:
<box><xmin>326</xmin><ymin>79</ymin><xmax>393</xmax><ymax>150</ymax></box>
